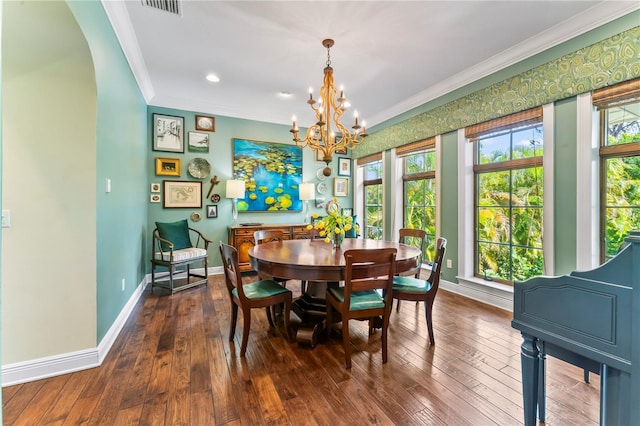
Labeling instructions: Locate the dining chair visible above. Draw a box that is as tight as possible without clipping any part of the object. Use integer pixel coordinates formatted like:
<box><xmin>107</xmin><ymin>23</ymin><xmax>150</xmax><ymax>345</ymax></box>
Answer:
<box><xmin>326</xmin><ymin>248</ymin><xmax>397</xmax><ymax>369</ymax></box>
<box><xmin>253</xmin><ymin>229</ymin><xmax>303</xmax><ymax>292</ymax></box>
<box><xmin>392</xmin><ymin>237</ymin><xmax>446</xmax><ymax>345</ymax></box>
<box><xmin>219</xmin><ymin>242</ymin><xmax>292</xmax><ymax>356</ymax></box>
<box><xmin>394</xmin><ymin>228</ymin><xmax>427</xmax><ymax>310</ymax></box>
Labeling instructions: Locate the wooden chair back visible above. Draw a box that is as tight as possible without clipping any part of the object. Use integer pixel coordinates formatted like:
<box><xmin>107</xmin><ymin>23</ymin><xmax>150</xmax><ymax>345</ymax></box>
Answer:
<box><xmin>219</xmin><ymin>242</ymin><xmax>246</xmax><ymax>300</ymax></box>
<box><xmin>254</xmin><ymin>229</ymin><xmax>285</xmax><ymax>245</ymax></box>
<box><xmin>427</xmin><ymin>237</ymin><xmax>447</xmax><ymax>291</ymax></box>
<box><xmin>343</xmin><ymin>248</ymin><xmax>397</xmax><ymax>299</ymax></box>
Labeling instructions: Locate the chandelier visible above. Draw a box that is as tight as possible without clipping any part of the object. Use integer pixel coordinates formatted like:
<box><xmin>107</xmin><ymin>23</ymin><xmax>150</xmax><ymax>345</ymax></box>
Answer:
<box><xmin>291</xmin><ymin>39</ymin><xmax>367</xmax><ymax>176</ymax></box>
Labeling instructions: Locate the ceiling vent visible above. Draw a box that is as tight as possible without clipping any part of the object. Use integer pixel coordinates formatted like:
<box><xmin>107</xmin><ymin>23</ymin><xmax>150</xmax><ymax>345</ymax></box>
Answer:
<box><xmin>142</xmin><ymin>0</ymin><xmax>181</xmax><ymax>16</ymax></box>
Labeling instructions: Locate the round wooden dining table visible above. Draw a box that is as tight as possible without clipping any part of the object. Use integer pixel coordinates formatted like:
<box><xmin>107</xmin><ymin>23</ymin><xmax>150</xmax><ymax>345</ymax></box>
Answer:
<box><xmin>248</xmin><ymin>238</ymin><xmax>422</xmax><ymax>346</ymax></box>
<box><xmin>248</xmin><ymin>238</ymin><xmax>422</xmax><ymax>282</ymax></box>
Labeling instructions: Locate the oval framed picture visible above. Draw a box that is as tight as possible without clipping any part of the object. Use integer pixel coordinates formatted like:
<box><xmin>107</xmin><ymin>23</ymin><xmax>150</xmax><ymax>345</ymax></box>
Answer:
<box><xmin>195</xmin><ymin>115</ymin><xmax>215</xmax><ymax>132</ymax></box>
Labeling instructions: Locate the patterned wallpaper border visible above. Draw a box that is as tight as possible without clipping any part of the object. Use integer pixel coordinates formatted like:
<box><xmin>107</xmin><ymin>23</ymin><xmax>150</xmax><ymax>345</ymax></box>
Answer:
<box><xmin>354</xmin><ymin>26</ymin><xmax>640</xmax><ymax>158</ymax></box>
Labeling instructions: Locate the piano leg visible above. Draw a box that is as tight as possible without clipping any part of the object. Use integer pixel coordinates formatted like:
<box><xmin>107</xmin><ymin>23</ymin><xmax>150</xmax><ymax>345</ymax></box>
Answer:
<box><xmin>537</xmin><ymin>343</ymin><xmax>546</xmax><ymax>422</ymax></box>
<box><xmin>520</xmin><ymin>333</ymin><xmax>540</xmax><ymax>426</ymax></box>
<box><xmin>600</xmin><ymin>364</ymin><xmax>631</xmax><ymax>426</ymax></box>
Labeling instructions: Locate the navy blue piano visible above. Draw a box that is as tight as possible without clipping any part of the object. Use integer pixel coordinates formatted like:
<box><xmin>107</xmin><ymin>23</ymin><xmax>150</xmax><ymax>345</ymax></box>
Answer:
<box><xmin>512</xmin><ymin>230</ymin><xmax>639</xmax><ymax>425</ymax></box>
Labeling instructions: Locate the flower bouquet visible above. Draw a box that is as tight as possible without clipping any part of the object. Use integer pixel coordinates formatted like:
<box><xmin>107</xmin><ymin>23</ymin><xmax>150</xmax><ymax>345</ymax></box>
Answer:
<box><xmin>307</xmin><ymin>200</ymin><xmax>358</xmax><ymax>248</ymax></box>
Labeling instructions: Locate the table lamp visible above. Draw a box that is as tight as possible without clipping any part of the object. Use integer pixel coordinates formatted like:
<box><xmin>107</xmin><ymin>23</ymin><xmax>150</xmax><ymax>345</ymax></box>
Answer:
<box><xmin>299</xmin><ymin>183</ymin><xmax>315</xmax><ymax>224</ymax></box>
<box><xmin>226</xmin><ymin>179</ymin><xmax>245</xmax><ymax>225</ymax></box>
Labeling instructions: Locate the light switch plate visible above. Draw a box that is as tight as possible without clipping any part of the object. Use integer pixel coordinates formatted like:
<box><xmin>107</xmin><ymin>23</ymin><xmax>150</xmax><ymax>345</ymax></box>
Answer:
<box><xmin>2</xmin><ymin>210</ymin><xmax>10</xmax><ymax>228</ymax></box>
<box><xmin>446</xmin><ymin>259</ymin><xmax>452</xmax><ymax>269</ymax></box>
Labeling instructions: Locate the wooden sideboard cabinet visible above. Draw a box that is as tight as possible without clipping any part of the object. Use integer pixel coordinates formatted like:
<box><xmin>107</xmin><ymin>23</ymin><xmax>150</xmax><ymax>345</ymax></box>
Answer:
<box><xmin>228</xmin><ymin>223</ymin><xmax>313</xmax><ymax>271</ymax></box>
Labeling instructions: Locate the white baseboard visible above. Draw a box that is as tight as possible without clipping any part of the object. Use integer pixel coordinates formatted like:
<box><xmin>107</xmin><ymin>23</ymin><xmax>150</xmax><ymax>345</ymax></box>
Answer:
<box><xmin>2</xmin><ymin>268</ymin><xmax>224</xmax><ymax>387</ymax></box>
<box><xmin>2</xmin><ymin>276</ymin><xmax>150</xmax><ymax>387</ymax></box>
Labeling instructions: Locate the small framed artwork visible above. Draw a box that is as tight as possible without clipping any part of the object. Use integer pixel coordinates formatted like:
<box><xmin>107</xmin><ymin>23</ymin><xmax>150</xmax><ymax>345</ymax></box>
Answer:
<box><xmin>206</xmin><ymin>205</ymin><xmax>218</xmax><ymax>218</ymax></box>
<box><xmin>342</xmin><ymin>208</ymin><xmax>353</xmax><ymax>217</ymax></box>
<box><xmin>150</xmin><ymin>194</ymin><xmax>161</xmax><ymax>203</ymax></box>
<box><xmin>153</xmin><ymin>113</ymin><xmax>184</xmax><ymax>153</ymax></box>
<box><xmin>315</xmin><ymin>197</ymin><xmax>326</xmax><ymax>208</ymax></box>
<box><xmin>334</xmin><ymin>177</ymin><xmax>348</xmax><ymax>197</ymax></box>
<box><xmin>163</xmin><ymin>180</ymin><xmax>203</xmax><ymax>209</ymax></box>
<box><xmin>315</xmin><ymin>149</ymin><xmax>325</xmax><ymax>163</ymax></box>
<box><xmin>195</xmin><ymin>115</ymin><xmax>216</xmax><ymax>132</ymax></box>
<box><xmin>338</xmin><ymin>157</ymin><xmax>351</xmax><ymax>176</ymax></box>
<box><xmin>155</xmin><ymin>157</ymin><xmax>181</xmax><ymax>176</ymax></box>
<box><xmin>150</xmin><ymin>183</ymin><xmax>161</xmax><ymax>193</ymax></box>
<box><xmin>188</xmin><ymin>131</ymin><xmax>210</xmax><ymax>152</ymax></box>
<box><xmin>335</xmin><ymin>147</ymin><xmax>347</xmax><ymax>155</ymax></box>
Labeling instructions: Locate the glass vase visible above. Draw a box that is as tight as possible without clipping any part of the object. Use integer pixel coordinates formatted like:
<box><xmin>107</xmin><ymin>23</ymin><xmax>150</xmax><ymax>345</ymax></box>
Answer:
<box><xmin>333</xmin><ymin>233</ymin><xmax>344</xmax><ymax>249</ymax></box>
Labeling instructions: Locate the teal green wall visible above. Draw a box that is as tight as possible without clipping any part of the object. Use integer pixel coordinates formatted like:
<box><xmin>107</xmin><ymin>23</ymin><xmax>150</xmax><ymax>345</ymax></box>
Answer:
<box><xmin>67</xmin><ymin>1</ymin><xmax>148</xmax><ymax>342</ymax></box>
<box><xmin>439</xmin><ymin>131</ymin><xmax>459</xmax><ymax>283</ymax></box>
<box><xmin>554</xmin><ymin>98</ymin><xmax>579</xmax><ymax>274</ymax></box>
<box><xmin>147</xmin><ymin>106</ymin><xmax>349</xmax><ymax>268</ymax></box>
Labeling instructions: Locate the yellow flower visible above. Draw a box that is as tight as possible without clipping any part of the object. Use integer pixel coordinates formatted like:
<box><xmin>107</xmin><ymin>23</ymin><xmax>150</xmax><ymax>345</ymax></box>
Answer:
<box><xmin>306</xmin><ymin>224</ymin><xmax>313</xmax><ymax>230</ymax></box>
<box><xmin>312</xmin><ymin>213</ymin><xmax>319</xmax><ymax>219</ymax></box>
<box><xmin>324</xmin><ymin>237</ymin><xmax>331</xmax><ymax>243</ymax></box>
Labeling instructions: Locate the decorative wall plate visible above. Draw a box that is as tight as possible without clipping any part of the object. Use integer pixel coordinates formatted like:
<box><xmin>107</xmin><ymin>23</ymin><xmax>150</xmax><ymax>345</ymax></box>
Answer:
<box><xmin>187</xmin><ymin>158</ymin><xmax>211</xmax><ymax>179</ymax></box>
<box><xmin>211</xmin><ymin>193</ymin><xmax>221</xmax><ymax>202</ymax></box>
<box><xmin>190</xmin><ymin>211</ymin><xmax>202</xmax><ymax>222</ymax></box>
<box><xmin>317</xmin><ymin>182</ymin><xmax>328</xmax><ymax>194</ymax></box>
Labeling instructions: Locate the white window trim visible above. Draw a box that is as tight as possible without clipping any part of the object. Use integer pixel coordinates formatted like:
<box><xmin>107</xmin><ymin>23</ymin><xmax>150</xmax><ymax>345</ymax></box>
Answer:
<box><xmin>392</xmin><ymin>136</ymin><xmax>442</xmax><ymax>242</ymax></box>
<box><xmin>575</xmin><ymin>92</ymin><xmax>600</xmax><ymax>270</ymax></box>
<box><xmin>354</xmin><ymin>153</ymin><xmax>386</xmax><ymax>239</ymax></box>
<box><xmin>458</xmin><ymin>104</ymin><xmax>554</xmax><ymax>283</ymax></box>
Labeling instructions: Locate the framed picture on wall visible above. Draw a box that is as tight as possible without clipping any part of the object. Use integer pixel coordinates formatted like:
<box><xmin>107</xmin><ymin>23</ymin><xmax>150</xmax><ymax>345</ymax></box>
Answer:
<box><xmin>162</xmin><ymin>180</ymin><xmax>202</xmax><ymax>208</ymax></box>
<box><xmin>153</xmin><ymin>114</ymin><xmax>184</xmax><ymax>153</ymax></box>
<box><xmin>232</xmin><ymin>138</ymin><xmax>303</xmax><ymax>212</ymax></box>
<box><xmin>188</xmin><ymin>131</ymin><xmax>210</xmax><ymax>152</ymax></box>
<box><xmin>155</xmin><ymin>157</ymin><xmax>181</xmax><ymax>176</ymax></box>
<box><xmin>334</xmin><ymin>177</ymin><xmax>348</xmax><ymax>197</ymax></box>
<box><xmin>206</xmin><ymin>205</ymin><xmax>218</xmax><ymax>218</ymax></box>
<box><xmin>338</xmin><ymin>157</ymin><xmax>351</xmax><ymax>176</ymax></box>
<box><xmin>195</xmin><ymin>115</ymin><xmax>216</xmax><ymax>132</ymax></box>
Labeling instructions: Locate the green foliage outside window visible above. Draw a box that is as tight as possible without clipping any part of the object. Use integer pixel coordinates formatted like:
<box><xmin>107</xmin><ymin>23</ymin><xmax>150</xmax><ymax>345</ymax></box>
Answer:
<box><xmin>475</xmin><ymin>125</ymin><xmax>544</xmax><ymax>282</ymax></box>
<box><xmin>603</xmin><ymin>104</ymin><xmax>640</xmax><ymax>259</ymax></box>
<box><xmin>364</xmin><ymin>161</ymin><xmax>383</xmax><ymax>240</ymax></box>
<box><xmin>403</xmin><ymin>151</ymin><xmax>436</xmax><ymax>261</ymax></box>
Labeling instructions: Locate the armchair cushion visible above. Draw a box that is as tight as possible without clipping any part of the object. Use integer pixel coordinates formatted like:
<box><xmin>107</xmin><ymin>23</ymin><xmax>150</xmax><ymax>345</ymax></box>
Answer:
<box><xmin>327</xmin><ymin>287</ymin><xmax>385</xmax><ymax>311</ymax></box>
<box><xmin>156</xmin><ymin>219</ymin><xmax>192</xmax><ymax>251</ymax></box>
<box><xmin>155</xmin><ymin>247</ymin><xmax>207</xmax><ymax>262</ymax></box>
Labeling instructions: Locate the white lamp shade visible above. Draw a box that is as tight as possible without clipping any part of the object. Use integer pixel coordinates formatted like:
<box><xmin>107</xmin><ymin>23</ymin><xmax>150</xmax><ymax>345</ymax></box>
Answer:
<box><xmin>299</xmin><ymin>183</ymin><xmax>315</xmax><ymax>201</ymax></box>
<box><xmin>226</xmin><ymin>179</ymin><xmax>245</xmax><ymax>199</ymax></box>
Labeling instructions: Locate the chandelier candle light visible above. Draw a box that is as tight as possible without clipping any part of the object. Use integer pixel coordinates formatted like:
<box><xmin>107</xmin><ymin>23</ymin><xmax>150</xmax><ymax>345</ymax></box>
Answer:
<box><xmin>226</xmin><ymin>179</ymin><xmax>245</xmax><ymax>225</ymax></box>
<box><xmin>291</xmin><ymin>39</ymin><xmax>367</xmax><ymax>177</ymax></box>
<box><xmin>298</xmin><ymin>183</ymin><xmax>315</xmax><ymax>223</ymax></box>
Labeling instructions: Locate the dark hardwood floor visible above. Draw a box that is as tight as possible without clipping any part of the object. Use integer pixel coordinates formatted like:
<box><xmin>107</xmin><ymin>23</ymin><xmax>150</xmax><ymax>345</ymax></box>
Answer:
<box><xmin>3</xmin><ymin>273</ymin><xmax>599</xmax><ymax>425</ymax></box>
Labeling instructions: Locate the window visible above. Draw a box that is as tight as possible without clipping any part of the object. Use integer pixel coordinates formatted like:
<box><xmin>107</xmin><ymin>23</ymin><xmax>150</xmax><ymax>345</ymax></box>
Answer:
<box><xmin>468</xmin><ymin>108</ymin><xmax>544</xmax><ymax>283</ymax></box>
<box><xmin>363</xmin><ymin>160</ymin><xmax>383</xmax><ymax>240</ymax></box>
<box><xmin>399</xmin><ymin>138</ymin><xmax>436</xmax><ymax>262</ymax></box>
<box><xmin>594</xmin><ymin>79</ymin><xmax>640</xmax><ymax>260</ymax></box>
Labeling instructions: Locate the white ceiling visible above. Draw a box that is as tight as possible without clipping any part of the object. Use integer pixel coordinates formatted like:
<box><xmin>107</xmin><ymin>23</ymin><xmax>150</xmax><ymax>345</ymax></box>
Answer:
<box><xmin>102</xmin><ymin>1</ymin><xmax>639</xmax><ymax>129</ymax></box>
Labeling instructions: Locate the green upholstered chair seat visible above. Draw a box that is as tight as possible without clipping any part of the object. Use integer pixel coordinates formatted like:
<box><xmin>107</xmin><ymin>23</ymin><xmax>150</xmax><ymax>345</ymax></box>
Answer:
<box><xmin>327</xmin><ymin>287</ymin><xmax>385</xmax><ymax>311</ymax></box>
<box><xmin>233</xmin><ymin>280</ymin><xmax>290</xmax><ymax>299</ymax></box>
<box><xmin>393</xmin><ymin>275</ymin><xmax>432</xmax><ymax>293</ymax></box>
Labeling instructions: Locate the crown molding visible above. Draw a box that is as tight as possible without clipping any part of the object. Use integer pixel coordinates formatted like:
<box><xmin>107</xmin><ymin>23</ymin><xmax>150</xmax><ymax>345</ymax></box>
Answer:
<box><xmin>101</xmin><ymin>0</ymin><xmax>154</xmax><ymax>103</ymax></box>
<box><xmin>368</xmin><ymin>2</ymin><xmax>640</xmax><ymax>127</ymax></box>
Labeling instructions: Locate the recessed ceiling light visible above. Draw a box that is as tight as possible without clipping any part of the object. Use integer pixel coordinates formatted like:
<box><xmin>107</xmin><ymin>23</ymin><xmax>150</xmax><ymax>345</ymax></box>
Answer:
<box><xmin>279</xmin><ymin>91</ymin><xmax>292</xmax><ymax>98</ymax></box>
<box><xmin>206</xmin><ymin>73</ymin><xmax>220</xmax><ymax>83</ymax></box>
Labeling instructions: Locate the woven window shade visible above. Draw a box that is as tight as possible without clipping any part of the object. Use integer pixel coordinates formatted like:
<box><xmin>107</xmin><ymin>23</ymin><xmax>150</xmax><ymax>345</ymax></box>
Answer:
<box><xmin>592</xmin><ymin>78</ymin><xmax>640</xmax><ymax>110</ymax></box>
<box><xmin>465</xmin><ymin>107</ymin><xmax>543</xmax><ymax>141</ymax></box>
<box><xmin>395</xmin><ymin>137</ymin><xmax>436</xmax><ymax>156</ymax></box>
<box><xmin>356</xmin><ymin>152</ymin><xmax>382</xmax><ymax>166</ymax></box>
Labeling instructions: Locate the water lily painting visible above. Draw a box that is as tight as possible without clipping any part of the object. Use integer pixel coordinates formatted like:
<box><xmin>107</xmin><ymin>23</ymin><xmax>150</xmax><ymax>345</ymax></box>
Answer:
<box><xmin>232</xmin><ymin>138</ymin><xmax>303</xmax><ymax>212</ymax></box>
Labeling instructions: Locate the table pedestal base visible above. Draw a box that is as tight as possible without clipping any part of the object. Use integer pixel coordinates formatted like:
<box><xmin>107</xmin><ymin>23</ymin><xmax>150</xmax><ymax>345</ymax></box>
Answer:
<box><xmin>290</xmin><ymin>282</ymin><xmax>341</xmax><ymax>347</ymax></box>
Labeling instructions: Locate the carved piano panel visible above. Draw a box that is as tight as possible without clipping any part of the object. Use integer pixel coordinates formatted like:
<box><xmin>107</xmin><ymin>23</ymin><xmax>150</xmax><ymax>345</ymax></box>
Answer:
<box><xmin>512</xmin><ymin>230</ymin><xmax>639</xmax><ymax>426</ymax></box>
